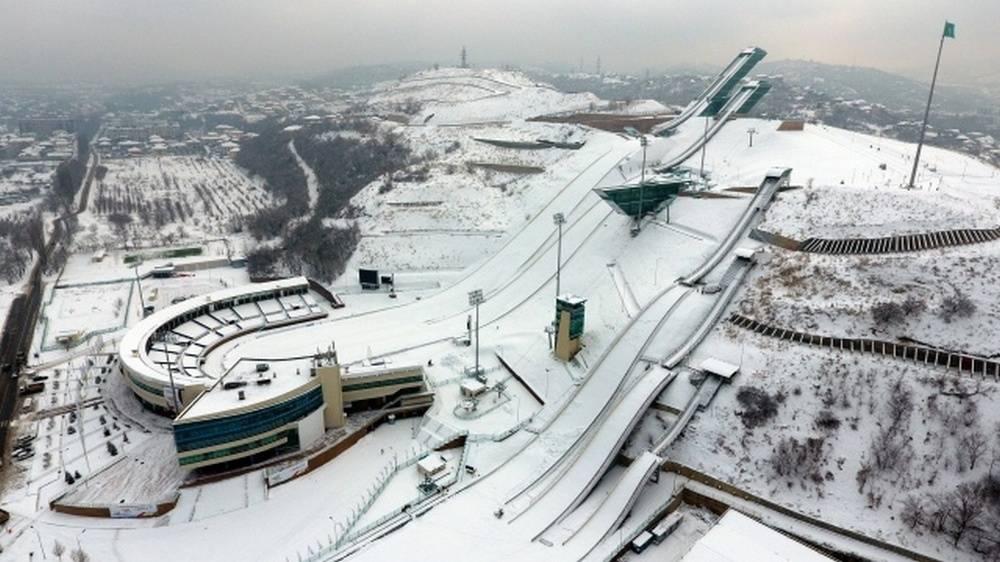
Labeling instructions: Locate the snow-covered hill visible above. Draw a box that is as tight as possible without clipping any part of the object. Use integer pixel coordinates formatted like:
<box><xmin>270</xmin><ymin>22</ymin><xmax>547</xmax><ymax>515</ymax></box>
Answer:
<box><xmin>368</xmin><ymin>67</ymin><xmax>601</xmax><ymax>124</ymax></box>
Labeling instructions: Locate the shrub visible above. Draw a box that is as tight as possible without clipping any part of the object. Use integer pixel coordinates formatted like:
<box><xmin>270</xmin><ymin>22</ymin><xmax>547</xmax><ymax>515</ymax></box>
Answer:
<box><xmin>871</xmin><ymin>301</ymin><xmax>904</xmax><ymax>325</ymax></box>
<box><xmin>814</xmin><ymin>409</ymin><xmax>842</xmax><ymax>431</ymax></box>
<box><xmin>770</xmin><ymin>436</ymin><xmax>828</xmax><ymax>481</ymax></box>
<box><xmin>939</xmin><ymin>291</ymin><xmax>976</xmax><ymax>323</ymax></box>
<box><xmin>736</xmin><ymin>386</ymin><xmax>779</xmax><ymax>429</ymax></box>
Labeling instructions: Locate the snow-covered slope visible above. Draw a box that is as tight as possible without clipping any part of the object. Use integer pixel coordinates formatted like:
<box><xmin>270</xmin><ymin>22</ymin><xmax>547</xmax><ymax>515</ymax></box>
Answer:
<box><xmin>342</xmin><ymin>121</ymin><xmax>617</xmax><ymax>273</ymax></box>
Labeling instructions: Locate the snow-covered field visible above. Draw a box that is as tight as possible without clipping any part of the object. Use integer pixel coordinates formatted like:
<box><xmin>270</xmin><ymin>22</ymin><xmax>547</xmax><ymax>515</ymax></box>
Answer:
<box><xmin>77</xmin><ymin>156</ymin><xmax>270</xmax><ymax>250</ymax></box>
<box><xmin>40</xmin><ymin>283</ymin><xmax>134</xmax><ymax>348</ymax></box>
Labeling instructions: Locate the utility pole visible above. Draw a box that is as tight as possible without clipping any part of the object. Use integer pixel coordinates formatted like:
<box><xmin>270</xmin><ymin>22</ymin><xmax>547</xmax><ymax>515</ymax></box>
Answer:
<box><xmin>747</xmin><ymin>127</ymin><xmax>757</xmax><ymax>148</ymax></box>
<box><xmin>468</xmin><ymin>290</ymin><xmax>484</xmax><ymax>381</ymax></box>
<box><xmin>596</xmin><ymin>56</ymin><xmax>602</xmax><ymax>76</ymax></box>
<box><xmin>553</xmin><ymin>213</ymin><xmax>565</xmax><ymax>298</ymax></box>
<box><xmin>909</xmin><ymin>21</ymin><xmax>955</xmax><ymax>189</ymax></box>
<box><xmin>460</xmin><ymin>46</ymin><xmax>468</xmax><ymax>69</ymax></box>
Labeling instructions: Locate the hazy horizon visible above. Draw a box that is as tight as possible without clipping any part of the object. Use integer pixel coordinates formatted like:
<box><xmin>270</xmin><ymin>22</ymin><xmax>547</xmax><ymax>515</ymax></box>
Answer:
<box><xmin>2</xmin><ymin>1</ymin><xmax>997</xmax><ymax>87</ymax></box>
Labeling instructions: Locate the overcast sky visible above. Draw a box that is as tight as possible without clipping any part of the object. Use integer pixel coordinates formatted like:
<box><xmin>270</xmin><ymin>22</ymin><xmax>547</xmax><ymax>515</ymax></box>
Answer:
<box><xmin>1</xmin><ymin>1</ymin><xmax>996</xmax><ymax>86</ymax></box>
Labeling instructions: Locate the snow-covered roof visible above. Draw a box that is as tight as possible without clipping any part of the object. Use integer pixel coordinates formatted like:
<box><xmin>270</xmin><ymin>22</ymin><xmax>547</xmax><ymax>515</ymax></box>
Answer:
<box><xmin>557</xmin><ymin>294</ymin><xmax>586</xmax><ymax>306</ymax></box>
<box><xmin>118</xmin><ymin>277</ymin><xmax>311</xmax><ymax>390</ymax></box>
<box><xmin>460</xmin><ymin>379</ymin><xmax>486</xmax><ymax>395</ymax></box>
<box><xmin>698</xmin><ymin>357</ymin><xmax>739</xmax><ymax>379</ymax></box>
<box><xmin>416</xmin><ymin>455</ymin><xmax>446</xmax><ymax>475</ymax></box>
<box><xmin>177</xmin><ymin>363</ymin><xmax>318</xmax><ymax>422</ymax></box>
<box><xmin>682</xmin><ymin>510</ymin><xmax>832</xmax><ymax>562</ymax></box>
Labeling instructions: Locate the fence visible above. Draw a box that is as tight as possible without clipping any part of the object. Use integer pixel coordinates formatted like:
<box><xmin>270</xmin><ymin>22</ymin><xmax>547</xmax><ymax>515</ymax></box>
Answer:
<box><xmin>730</xmin><ymin>313</ymin><xmax>1000</xmax><ymax>380</ymax></box>
<box><xmin>750</xmin><ymin>225</ymin><xmax>1000</xmax><ymax>256</ymax></box>
<box><xmin>38</xmin><ymin>278</ymin><xmax>135</xmax><ymax>352</ymax></box>
<box><xmin>662</xmin><ymin>461</ymin><xmax>942</xmax><ymax>562</ymax></box>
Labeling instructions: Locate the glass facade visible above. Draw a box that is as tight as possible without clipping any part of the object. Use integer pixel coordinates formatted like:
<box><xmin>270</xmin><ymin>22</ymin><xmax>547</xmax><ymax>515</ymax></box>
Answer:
<box><xmin>178</xmin><ymin>429</ymin><xmax>295</xmax><ymax>466</ymax></box>
<box><xmin>127</xmin><ymin>372</ymin><xmax>164</xmax><ymax>396</ymax></box>
<box><xmin>556</xmin><ymin>298</ymin><xmax>587</xmax><ymax>339</ymax></box>
<box><xmin>342</xmin><ymin>375</ymin><xmax>424</xmax><ymax>394</ymax></box>
<box><xmin>173</xmin><ymin>386</ymin><xmax>324</xmax><ymax>453</ymax></box>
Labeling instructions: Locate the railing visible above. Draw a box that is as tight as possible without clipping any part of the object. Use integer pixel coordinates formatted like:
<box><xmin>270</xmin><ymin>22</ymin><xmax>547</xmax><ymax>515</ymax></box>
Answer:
<box><xmin>301</xmin><ymin>428</ymin><xmax>469</xmax><ymax>562</ymax></box>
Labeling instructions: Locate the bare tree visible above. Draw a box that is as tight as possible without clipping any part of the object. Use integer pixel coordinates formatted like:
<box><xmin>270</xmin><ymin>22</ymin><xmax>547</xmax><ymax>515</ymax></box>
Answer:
<box><xmin>944</xmin><ymin>482</ymin><xmax>985</xmax><ymax>546</ymax></box>
<box><xmin>960</xmin><ymin>430</ymin><xmax>989</xmax><ymax>471</ymax></box>
<box><xmin>52</xmin><ymin>540</ymin><xmax>65</xmax><ymax>560</ymax></box>
<box><xmin>900</xmin><ymin>495</ymin><xmax>926</xmax><ymax>530</ymax></box>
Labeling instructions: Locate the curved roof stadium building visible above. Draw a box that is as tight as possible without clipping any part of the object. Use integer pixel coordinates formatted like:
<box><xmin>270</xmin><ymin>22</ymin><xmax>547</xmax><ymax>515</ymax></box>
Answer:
<box><xmin>117</xmin><ymin>277</ymin><xmax>430</xmax><ymax>469</ymax></box>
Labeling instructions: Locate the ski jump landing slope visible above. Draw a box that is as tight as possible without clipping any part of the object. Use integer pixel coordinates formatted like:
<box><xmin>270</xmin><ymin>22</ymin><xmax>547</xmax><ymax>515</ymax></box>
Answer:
<box><xmin>494</xmin><ymin>169</ymin><xmax>793</xmax><ymax>550</ymax></box>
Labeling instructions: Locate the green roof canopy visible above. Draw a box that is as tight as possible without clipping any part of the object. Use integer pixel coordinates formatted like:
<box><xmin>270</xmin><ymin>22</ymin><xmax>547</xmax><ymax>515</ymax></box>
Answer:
<box><xmin>594</xmin><ymin>179</ymin><xmax>691</xmax><ymax>217</ymax></box>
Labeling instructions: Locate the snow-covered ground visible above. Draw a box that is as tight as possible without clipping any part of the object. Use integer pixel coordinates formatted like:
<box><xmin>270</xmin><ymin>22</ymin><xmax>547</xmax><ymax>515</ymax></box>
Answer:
<box><xmin>737</xmin><ymin>246</ymin><xmax>1000</xmax><ymax>356</ymax></box>
<box><xmin>760</xmin><ymin>183</ymin><xmax>999</xmax><ymax>239</ymax></box>
<box><xmin>0</xmin><ymin>283</ymin><xmax>19</xmax><ymax>332</ymax></box>
<box><xmin>669</xmin><ymin>322</ymin><xmax>1000</xmax><ymax>562</ymax></box>
<box><xmin>40</xmin><ymin>283</ymin><xmax>133</xmax><ymax>348</ymax></box>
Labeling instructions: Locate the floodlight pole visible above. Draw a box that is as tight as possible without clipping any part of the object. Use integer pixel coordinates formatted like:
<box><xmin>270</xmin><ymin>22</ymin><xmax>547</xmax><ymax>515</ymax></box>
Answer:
<box><xmin>134</xmin><ymin>266</ymin><xmax>146</xmax><ymax>316</ymax></box>
<box><xmin>909</xmin><ymin>30</ymin><xmax>948</xmax><ymax>189</ymax></box>
<box><xmin>475</xmin><ymin>301</ymin><xmax>479</xmax><ymax>378</ymax></box>
<box><xmin>553</xmin><ymin>213</ymin><xmax>565</xmax><ymax>299</ymax></box>
<box><xmin>468</xmin><ymin>290</ymin><xmax>484</xmax><ymax>379</ymax></box>
<box><xmin>163</xmin><ymin>334</ymin><xmax>181</xmax><ymax>414</ymax></box>
<box><xmin>637</xmin><ymin>136</ymin><xmax>648</xmax><ymax>231</ymax></box>
<box><xmin>75</xmin><ymin>359</ymin><xmax>93</xmax><ymax>481</ymax></box>
<box><xmin>699</xmin><ymin>116</ymin><xmax>709</xmax><ymax>178</ymax></box>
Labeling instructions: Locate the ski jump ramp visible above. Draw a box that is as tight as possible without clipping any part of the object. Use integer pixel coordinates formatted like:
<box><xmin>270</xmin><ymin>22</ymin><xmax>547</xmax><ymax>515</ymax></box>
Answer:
<box><xmin>651</xmin><ymin>46</ymin><xmax>767</xmax><ymax>136</ymax></box>
<box><xmin>654</xmin><ymin>79</ymin><xmax>772</xmax><ymax>173</ymax></box>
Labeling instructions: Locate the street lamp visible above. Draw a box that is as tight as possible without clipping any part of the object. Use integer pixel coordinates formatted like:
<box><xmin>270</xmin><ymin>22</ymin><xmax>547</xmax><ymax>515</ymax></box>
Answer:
<box><xmin>553</xmin><ymin>213</ymin><xmax>565</xmax><ymax>298</ymax></box>
<box><xmin>468</xmin><ymin>289</ymin><xmax>484</xmax><ymax>381</ymax></box>
<box><xmin>747</xmin><ymin>127</ymin><xmax>757</xmax><ymax>148</ymax></box>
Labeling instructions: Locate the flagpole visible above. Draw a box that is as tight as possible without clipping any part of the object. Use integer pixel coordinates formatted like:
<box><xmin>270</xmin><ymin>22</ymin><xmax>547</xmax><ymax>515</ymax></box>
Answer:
<box><xmin>908</xmin><ymin>27</ymin><xmax>948</xmax><ymax>189</ymax></box>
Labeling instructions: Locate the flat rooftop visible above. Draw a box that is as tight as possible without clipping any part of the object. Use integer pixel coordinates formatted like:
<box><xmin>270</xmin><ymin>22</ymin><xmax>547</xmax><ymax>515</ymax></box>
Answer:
<box><xmin>681</xmin><ymin>510</ymin><xmax>832</xmax><ymax>562</ymax></box>
<box><xmin>176</xmin><ymin>356</ymin><xmax>317</xmax><ymax>422</ymax></box>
